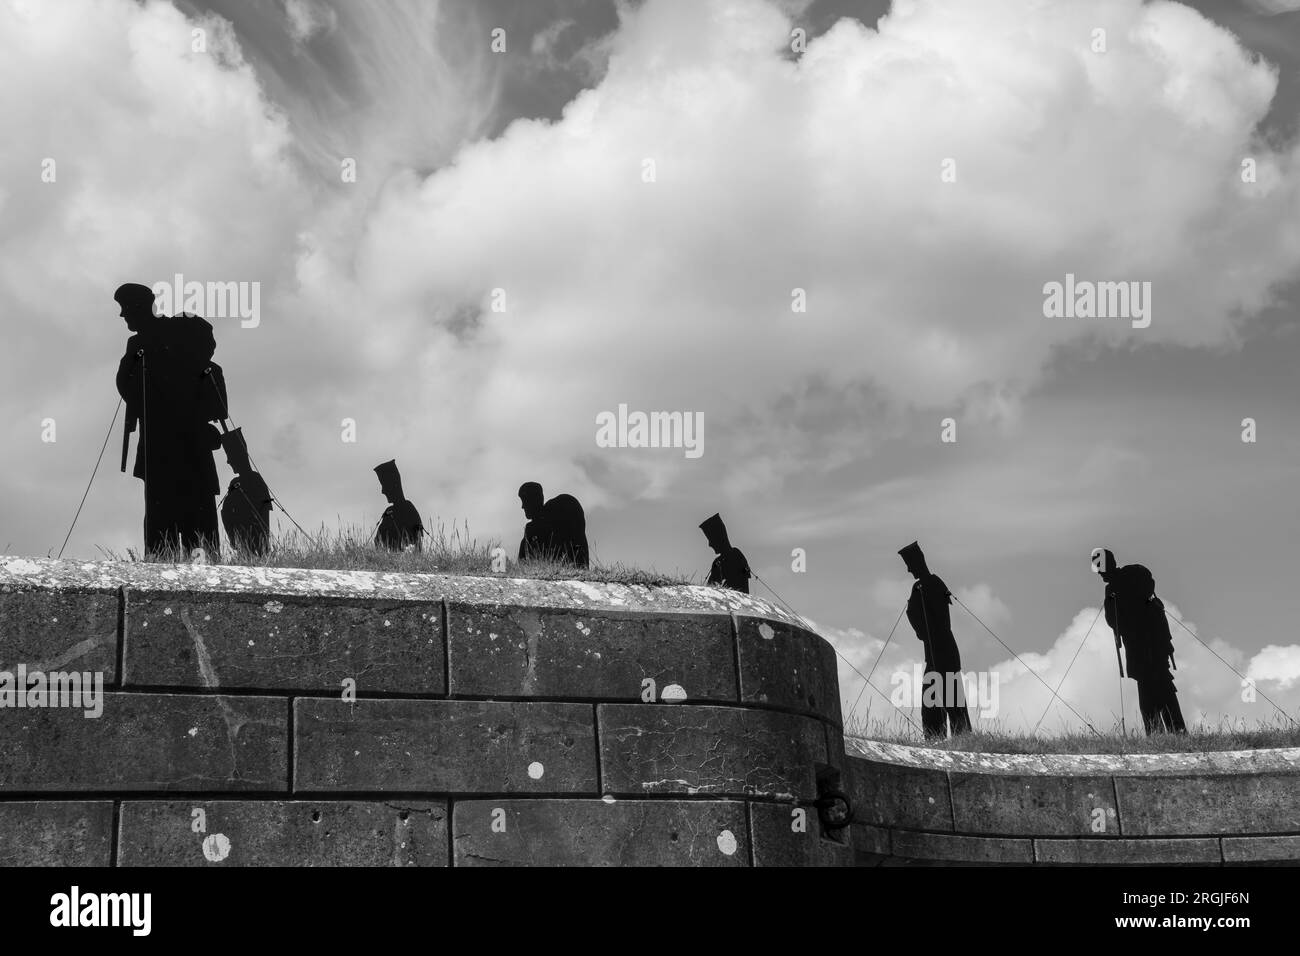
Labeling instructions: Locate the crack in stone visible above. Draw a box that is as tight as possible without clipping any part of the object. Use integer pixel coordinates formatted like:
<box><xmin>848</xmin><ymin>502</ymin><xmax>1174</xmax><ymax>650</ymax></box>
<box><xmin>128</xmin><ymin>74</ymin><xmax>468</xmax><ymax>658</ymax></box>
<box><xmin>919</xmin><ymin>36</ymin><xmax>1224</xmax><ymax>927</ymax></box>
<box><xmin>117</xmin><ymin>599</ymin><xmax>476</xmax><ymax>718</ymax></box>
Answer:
<box><xmin>178</xmin><ymin>609</ymin><xmax>221</xmax><ymax>690</ymax></box>
<box><xmin>25</xmin><ymin>636</ymin><xmax>108</xmax><ymax>674</ymax></box>
<box><xmin>178</xmin><ymin>609</ymin><xmax>245</xmax><ymax>780</ymax></box>
<box><xmin>519</xmin><ymin>612</ymin><xmax>543</xmax><ymax>695</ymax></box>
<box><xmin>461</xmin><ymin>850</ymin><xmax>510</xmax><ymax>865</ymax></box>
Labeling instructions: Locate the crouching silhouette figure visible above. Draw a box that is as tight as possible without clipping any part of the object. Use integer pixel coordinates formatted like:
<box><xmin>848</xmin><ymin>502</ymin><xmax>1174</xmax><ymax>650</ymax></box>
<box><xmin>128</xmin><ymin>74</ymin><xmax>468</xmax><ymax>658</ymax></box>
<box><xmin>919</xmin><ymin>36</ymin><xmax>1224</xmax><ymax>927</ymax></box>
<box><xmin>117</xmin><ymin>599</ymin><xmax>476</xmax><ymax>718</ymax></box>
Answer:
<box><xmin>517</xmin><ymin>482</ymin><xmax>589</xmax><ymax>567</ymax></box>
<box><xmin>219</xmin><ymin>428</ymin><xmax>273</xmax><ymax>555</ymax></box>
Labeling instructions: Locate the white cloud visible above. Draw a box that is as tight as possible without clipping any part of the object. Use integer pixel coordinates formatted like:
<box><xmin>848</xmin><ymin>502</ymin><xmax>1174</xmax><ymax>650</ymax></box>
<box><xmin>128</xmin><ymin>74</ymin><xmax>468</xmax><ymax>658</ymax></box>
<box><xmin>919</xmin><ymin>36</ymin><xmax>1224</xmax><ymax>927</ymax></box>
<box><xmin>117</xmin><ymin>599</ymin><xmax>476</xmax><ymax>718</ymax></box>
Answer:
<box><xmin>5</xmin><ymin>0</ymin><xmax>1300</xmax><ymax>581</ymax></box>
<box><xmin>341</xmin><ymin>0</ymin><xmax>1300</xmax><ymax>531</ymax></box>
<box><xmin>817</xmin><ymin>621</ymin><xmax>915</xmax><ymax>735</ymax></box>
<box><xmin>836</xmin><ymin>602</ymin><xmax>1300</xmax><ymax>739</ymax></box>
<box><xmin>0</xmin><ymin>0</ymin><xmax>305</xmax><ymax>335</ymax></box>
<box><xmin>0</xmin><ymin>1</ymin><xmax>1294</xmax><ymax>746</ymax></box>
<box><xmin>531</xmin><ymin>18</ymin><xmax>575</xmax><ymax>58</ymax></box>
<box><xmin>953</xmin><ymin>583</ymin><xmax>1011</xmax><ymax>629</ymax></box>
<box><xmin>1246</xmin><ymin>644</ymin><xmax>1300</xmax><ymax>690</ymax></box>
<box><xmin>0</xmin><ymin>0</ymin><xmax>505</xmax><ymax>553</ymax></box>
<box><xmin>1242</xmin><ymin>0</ymin><xmax>1300</xmax><ymax>14</ymax></box>
<box><xmin>284</xmin><ymin>0</ymin><xmax>337</xmax><ymax>44</ymax></box>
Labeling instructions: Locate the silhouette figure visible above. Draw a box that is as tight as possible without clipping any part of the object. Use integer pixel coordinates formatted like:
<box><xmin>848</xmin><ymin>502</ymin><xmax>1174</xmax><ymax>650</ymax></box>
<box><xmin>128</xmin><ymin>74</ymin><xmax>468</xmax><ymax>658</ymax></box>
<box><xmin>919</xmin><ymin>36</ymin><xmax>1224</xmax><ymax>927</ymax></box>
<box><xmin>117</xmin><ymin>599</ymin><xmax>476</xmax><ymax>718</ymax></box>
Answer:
<box><xmin>219</xmin><ymin>428</ymin><xmax>273</xmax><ymax>555</ymax></box>
<box><xmin>1097</xmin><ymin>549</ymin><xmax>1186</xmax><ymax>735</ymax></box>
<box><xmin>699</xmin><ymin>513</ymin><xmax>750</xmax><ymax>593</ymax></box>
<box><xmin>114</xmin><ymin>283</ymin><xmax>223</xmax><ymax>558</ymax></box>
<box><xmin>517</xmin><ymin>482</ymin><xmax>589</xmax><ymax>567</ymax></box>
<box><xmin>899</xmin><ymin>541</ymin><xmax>972</xmax><ymax>739</ymax></box>
<box><xmin>373</xmin><ymin>460</ymin><xmax>424</xmax><ymax>551</ymax></box>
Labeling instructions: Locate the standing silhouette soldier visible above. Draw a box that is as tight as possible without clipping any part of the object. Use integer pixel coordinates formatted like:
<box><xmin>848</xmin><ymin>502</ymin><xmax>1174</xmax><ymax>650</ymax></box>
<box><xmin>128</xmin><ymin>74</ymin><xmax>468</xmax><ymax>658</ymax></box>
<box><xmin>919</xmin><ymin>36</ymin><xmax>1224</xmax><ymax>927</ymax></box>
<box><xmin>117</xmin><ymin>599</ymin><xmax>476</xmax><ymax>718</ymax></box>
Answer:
<box><xmin>373</xmin><ymin>460</ymin><xmax>424</xmax><ymax>551</ymax></box>
<box><xmin>517</xmin><ymin>482</ymin><xmax>589</xmax><ymax>567</ymax></box>
<box><xmin>699</xmin><ymin>513</ymin><xmax>750</xmax><ymax>593</ymax></box>
<box><xmin>219</xmin><ymin>428</ymin><xmax>273</xmax><ymax>555</ymax></box>
<box><xmin>114</xmin><ymin>283</ymin><xmax>223</xmax><ymax>557</ymax></box>
<box><xmin>1096</xmin><ymin>549</ymin><xmax>1187</xmax><ymax>734</ymax></box>
<box><xmin>899</xmin><ymin>541</ymin><xmax>972</xmax><ymax>739</ymax></box>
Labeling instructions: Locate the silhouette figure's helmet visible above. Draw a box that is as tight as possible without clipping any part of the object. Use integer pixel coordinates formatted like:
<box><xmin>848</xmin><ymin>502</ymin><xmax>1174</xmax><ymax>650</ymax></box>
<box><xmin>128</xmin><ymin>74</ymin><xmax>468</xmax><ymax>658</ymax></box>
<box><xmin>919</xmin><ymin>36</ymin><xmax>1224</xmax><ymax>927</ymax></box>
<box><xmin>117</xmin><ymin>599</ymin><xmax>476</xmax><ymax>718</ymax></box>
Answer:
<box><xmin>1098</xmin><ymin>548</ymin><xmax>1118</xmax><ymax>575</ymax></box>
<box><xmin>898</xmin><ymin>541</ymin><xmax>925</xmax><ymax>567</ymax></box>
<box><xmin>113</xmin><ymin>283</ymin><xmax>155</xmax><ymax>310</ymax></box>
<box><xmin>699</xmin><ymin>513</ymin><xmax>727</xmax><ymax>540</ymax></box>
<box><xmin>374</xmin><ymin>460</ymin><xmax>401</xmax><ymax>485</ymax></box>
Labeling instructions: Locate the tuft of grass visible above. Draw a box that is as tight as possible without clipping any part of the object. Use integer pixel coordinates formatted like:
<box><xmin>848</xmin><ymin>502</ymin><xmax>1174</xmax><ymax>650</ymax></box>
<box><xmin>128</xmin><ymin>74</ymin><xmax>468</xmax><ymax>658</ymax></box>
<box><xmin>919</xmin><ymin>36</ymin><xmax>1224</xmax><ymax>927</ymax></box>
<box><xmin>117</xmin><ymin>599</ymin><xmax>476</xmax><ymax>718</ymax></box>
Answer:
<box><xmin>844</xmin><ymin>712</ymin><xmax>1300</xmax><ymax>754</ymax></box>
<box><xmin>96</xmin><ymin>520</ymin><xmax>693</xmax><ymax>588</ymax></box>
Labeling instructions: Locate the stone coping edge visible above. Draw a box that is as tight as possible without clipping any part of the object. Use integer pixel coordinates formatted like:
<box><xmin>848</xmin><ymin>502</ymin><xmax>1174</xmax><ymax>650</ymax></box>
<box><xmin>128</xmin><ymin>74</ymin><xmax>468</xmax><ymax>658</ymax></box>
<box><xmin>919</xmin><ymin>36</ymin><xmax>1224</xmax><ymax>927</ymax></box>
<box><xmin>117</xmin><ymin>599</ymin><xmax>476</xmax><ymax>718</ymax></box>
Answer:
<box><xmin>0</xmin><ymin>556</ymin><xmax>805</xmax><ymax>628</ymax></box>
<box><xmin>846</xmin><ymin>737</ymin><xmax>1300</xmax><ymax>776</ymax></box>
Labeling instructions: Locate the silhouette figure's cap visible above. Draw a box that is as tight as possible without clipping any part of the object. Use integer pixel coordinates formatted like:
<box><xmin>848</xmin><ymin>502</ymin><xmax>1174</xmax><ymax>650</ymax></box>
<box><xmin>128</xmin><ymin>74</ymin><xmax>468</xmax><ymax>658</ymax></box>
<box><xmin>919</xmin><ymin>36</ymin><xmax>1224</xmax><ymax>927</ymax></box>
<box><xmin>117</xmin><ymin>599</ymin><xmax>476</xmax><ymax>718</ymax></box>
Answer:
<box><xmin>220</xmin><ymin>427</ymin><xmax>249</xmax><ymax>456</ymax></box>
<box><xmin>113</xmin><ymin>283</ymin><xmax>155</xmax><ymax>308</ymax></box>
<box><xmin>374</xmin><ymin>460</ymin><xmax>400</xmax><ymax>483</ymax></box>
<box><xmin>898</xmin><ymin>541</ymin><xmax>925</xmax><ymax>565</ymax></box>
<box><xmin>1099</xmin><ymin>548</ymin><xmax>1118</xmax><ymax>574</ymax></box>
<box><xmin>699</xmin><ymin>513</ymin><xmax>726</xmax><ymax>538</ymax></box>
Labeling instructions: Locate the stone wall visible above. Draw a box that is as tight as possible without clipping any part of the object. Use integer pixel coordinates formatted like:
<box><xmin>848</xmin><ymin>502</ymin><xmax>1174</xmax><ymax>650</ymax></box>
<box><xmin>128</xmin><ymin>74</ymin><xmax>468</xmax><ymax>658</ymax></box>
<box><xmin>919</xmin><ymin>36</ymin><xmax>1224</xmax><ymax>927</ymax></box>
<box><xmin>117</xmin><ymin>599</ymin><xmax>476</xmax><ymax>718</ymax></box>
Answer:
<box><xmin>846</xmin><ymin>740</ymin><xmax>1300</xmax><ymax>865</ymax></box>
<box><xmin>0</xmin><ymin>557</ymin><xmax>849</xmax><ymax>867</ymax></box>
<box><xmin>7</xmin><ymin>556</ymin><xmax>1292</xmax><ymax>867</ymax></box>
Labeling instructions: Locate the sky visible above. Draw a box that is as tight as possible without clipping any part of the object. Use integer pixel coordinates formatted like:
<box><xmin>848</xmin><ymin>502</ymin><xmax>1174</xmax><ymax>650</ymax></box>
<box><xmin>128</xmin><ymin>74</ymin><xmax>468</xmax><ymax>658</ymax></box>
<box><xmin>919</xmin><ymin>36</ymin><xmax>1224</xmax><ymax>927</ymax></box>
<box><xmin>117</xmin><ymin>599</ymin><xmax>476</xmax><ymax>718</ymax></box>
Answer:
<box><xmin>1</xmin><ymin>0</ymin><xmax>1298</xmax><ymax>738</ymax></box>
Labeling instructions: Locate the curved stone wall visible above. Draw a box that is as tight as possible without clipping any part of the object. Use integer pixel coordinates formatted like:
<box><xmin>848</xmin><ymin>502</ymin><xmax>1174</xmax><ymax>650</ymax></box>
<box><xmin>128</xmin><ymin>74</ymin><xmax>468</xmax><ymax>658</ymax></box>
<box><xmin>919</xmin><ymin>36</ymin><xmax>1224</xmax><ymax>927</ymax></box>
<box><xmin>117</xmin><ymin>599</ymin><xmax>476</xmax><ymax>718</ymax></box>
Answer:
<box><xmin>846</xmin><ymin>739</ymin><xmax>1300</xmax><ymax>865</ymax></box>
<box><xmin>0</xmin><ymin>557</ymin><xmax>849</xmax><ymax>867</ymax></box>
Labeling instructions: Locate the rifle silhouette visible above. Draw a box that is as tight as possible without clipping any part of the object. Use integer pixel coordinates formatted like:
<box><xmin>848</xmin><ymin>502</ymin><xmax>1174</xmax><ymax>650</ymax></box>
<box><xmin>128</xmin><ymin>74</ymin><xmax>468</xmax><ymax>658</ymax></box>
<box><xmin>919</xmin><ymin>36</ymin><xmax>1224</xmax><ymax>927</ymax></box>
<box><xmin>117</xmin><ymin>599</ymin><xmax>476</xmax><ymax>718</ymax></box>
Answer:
<box><xmin>119</xmin><ymin>415</ymin><xmax>133</xmax><ymax>472</ymax></box>
<box><xmin>120</xmin><ymin>350</ymin><xmax>143</xmax><ymax>473</ymax></box>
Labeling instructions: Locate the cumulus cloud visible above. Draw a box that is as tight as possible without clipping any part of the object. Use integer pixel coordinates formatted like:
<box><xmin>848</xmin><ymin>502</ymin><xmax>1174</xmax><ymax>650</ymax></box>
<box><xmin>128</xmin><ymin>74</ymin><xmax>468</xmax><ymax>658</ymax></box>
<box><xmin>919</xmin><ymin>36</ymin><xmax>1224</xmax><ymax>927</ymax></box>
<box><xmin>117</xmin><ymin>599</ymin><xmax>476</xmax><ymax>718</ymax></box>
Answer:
<box><xmin>0</xmin><ymin>0</ymin><xmax>303</xmax><ymax>302</ymax></box>
<box><xmin>0</xmin><ymin>0</ymin><xmax>313</xmax><ymax>550</ymax></box>
<box><xmin>0</xmin><ymin>0</ymin><xmax>306</xmax><ymax>442</ymax></box>
<box><xmin>1002</xmin><ymin>604</ymin><xmax>1300</xmax><ymax>734</ymax></box>
<box><xmin>816</xmin><ymin>621</ymin><xmax>902</xmax><ymax>733</ymax></box>
<box><xmin>343</xmin><ymin>0</ymin><xmax>1300</xmax><ymax>528</ymax></box>
<box><xmin>836</xmin><ymin>602</ymin><xmax>1300</xmax><ymax>739</ymax></box>
<box><xmin>1246</xmin><ymin>644</ymin><xmax>1300</xmax><ymax>690</ymax></box>
<box><xmin>4</xmin><ymin>0</ymin><xmax>1300</xmax><ymax>578</ymax></box>
<box><xmin>0</xmin><ymin>0</ymin><xmax>500</xmax><ymax>553</ymax></box>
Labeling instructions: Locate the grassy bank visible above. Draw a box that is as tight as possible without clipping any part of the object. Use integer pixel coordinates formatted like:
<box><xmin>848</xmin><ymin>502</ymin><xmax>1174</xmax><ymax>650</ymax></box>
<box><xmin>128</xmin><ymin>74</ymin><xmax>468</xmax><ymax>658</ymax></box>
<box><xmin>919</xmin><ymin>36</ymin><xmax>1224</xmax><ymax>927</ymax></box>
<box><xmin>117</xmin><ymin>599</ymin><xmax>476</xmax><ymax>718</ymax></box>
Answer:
<box><xmin>96</xmin><ymin>521</ymin><xmax>693</xmax><ymax>588</ymax></box>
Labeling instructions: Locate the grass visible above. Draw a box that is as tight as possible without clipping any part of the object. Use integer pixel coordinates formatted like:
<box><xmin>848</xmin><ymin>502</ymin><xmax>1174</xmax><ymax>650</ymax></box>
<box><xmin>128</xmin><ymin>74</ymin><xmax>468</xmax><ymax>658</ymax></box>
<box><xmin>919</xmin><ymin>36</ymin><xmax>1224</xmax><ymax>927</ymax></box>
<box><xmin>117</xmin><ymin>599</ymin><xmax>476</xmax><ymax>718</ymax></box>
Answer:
<box><xmin>93</xmin><ymin>520</ymin><xmax>693</xmax><ymax>588</ymax></box>
<box><xmin>844</xmin><ymin>713</ymin><xmax>1300</xmax><ymax>754</ymax></box>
